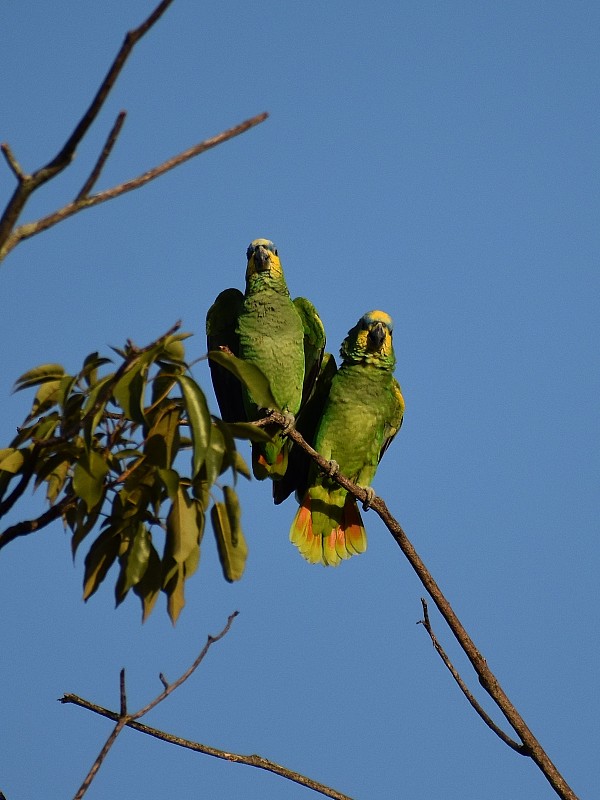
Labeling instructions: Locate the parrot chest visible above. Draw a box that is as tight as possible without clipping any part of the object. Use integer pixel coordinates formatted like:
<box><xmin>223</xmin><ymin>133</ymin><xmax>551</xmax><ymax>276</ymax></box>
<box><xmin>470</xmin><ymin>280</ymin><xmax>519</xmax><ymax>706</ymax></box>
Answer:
<box><xmin>315</xmin><ymin>366</ymin><xmax>394</xmax><ymax>477</ymax></box>
<box><xmin>237</xmin><ymin>289</ymin><xmax>305</xmax><ymax>413</ymax></box>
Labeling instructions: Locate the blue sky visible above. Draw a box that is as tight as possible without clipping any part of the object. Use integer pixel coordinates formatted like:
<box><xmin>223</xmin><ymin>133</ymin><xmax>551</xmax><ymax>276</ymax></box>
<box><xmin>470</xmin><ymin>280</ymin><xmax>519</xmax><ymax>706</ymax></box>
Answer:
<box><xmin>1</xmin><ymin>2</ymin><xmax>598</xmax><ymax>798</ymax></box>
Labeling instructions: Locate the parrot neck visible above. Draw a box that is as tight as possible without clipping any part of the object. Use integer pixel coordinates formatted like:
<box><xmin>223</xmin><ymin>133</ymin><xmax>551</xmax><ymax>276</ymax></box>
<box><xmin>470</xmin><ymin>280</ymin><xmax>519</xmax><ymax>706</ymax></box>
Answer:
<box><xmin>246</xmin><ymin>272</ymin><xmax>289</xmax><ymax>295</ymax></box>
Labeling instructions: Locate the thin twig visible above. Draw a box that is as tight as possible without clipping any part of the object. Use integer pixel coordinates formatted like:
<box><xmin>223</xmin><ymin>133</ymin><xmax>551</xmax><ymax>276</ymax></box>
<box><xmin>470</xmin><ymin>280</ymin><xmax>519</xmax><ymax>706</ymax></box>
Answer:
<box><xmin>1</xmin><ymin>142</ymin><xmax>26</xmax><ymax>180</ymax></box>
<box><xmin>0</xmin><ymin>0</ymin><xmax>175</xmax><ymax>254</ymax></box>
<box><xmin>1</xmin><ymin>112</ymin><xmax>268</xmax><ymax>262</ymax></box>
<box><xmin>64</xmin><ymin>612</ymin><xmax>239</xmax><ymax>800</ymax></box>
<box><xmin>62</xmin><ymin>697</ymin><xmax>353</xmax><ymax>800</ymax></box>
<box><xmin>418</xmin><ymin>598</ymin><xmax>526</xmax><ymax>753</ymax></box>
<box><xmin>262</xmin><ymin>410</ymin><xmax>579</xmax><ymax>800</ymax></box>
<box><xmin>76</xmin><ymin>111</ymin><xmax>127</xmax><ymax>200</ymax></box>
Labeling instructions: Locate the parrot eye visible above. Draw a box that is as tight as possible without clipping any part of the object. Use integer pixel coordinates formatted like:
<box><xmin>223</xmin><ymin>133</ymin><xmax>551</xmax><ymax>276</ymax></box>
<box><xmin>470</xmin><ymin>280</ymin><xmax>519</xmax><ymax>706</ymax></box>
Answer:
<box><xmin>246</xmin><ymin>245</ymin><xmax>253</xmax><ymax>260</ymax></box>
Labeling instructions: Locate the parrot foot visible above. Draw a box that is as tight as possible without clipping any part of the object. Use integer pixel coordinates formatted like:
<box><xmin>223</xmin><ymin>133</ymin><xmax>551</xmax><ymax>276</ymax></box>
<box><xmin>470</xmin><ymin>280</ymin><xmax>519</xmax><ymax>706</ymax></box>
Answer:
<box><xmin>361</xmin><ymin>486</ymin><xmax>375</xmax><ymax>510</ymax></box>
<box><xmin>280</xmin><ymin>412</ymin><xmax>296</xmax><ymax>434</ymax></box>
<box><xmin>327</xmin><ymin>459</ymin><xmax>340</xmax><ymax>477</ymax></box>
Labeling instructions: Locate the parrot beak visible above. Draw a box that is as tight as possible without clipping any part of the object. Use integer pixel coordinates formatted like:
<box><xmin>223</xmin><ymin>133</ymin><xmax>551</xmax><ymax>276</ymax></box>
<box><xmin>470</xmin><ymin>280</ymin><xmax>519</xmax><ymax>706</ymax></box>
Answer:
<box><xmin>367</xmin><ymin>322</ymin><xmax>386</xmax><ymax>349</ymax></box>
<box><xmin>253</xmin><ymin>244</ymin><xmax>271</xmax><ymax>270</ymax></box>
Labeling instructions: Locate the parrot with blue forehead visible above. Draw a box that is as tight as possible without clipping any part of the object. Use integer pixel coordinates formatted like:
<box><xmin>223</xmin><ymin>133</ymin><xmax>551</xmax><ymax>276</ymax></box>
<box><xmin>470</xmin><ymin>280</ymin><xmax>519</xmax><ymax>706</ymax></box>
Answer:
<box><xmin>206</xmin><ymin>239</ymin><xmax>325</xmax><ymax>480</ymax></box>
<box><xmin>289</xmin><ymin>310</ymin><xmax>404</xmax><ymax>566</ymax></box>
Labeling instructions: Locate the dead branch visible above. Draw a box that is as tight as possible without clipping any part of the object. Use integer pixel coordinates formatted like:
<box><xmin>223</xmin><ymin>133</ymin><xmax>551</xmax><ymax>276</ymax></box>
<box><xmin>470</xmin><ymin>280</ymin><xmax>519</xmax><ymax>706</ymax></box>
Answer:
<box><xmin>62</xmin><ymin>611</ymin><xmax>239</xmax><ymax>800</ymax></box>
<box><xmin>60</xmin><ymin>611</ymin><xmax>352</xmax><ymax>800</ymax></box>
<box><xmin>0</xmin><ymin>1</ymin><xmax>268</xmax><ymax>263</ymax></box>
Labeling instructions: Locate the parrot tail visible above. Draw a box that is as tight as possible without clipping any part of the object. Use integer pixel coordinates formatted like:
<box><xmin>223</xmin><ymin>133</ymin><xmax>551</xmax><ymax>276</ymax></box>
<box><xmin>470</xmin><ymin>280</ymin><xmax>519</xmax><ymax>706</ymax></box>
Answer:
<box><xmin>252</xmin><ymin>436</ymin><xmax>290</xmax><ymax>480</ymax></box>
<box><xmin>289</xmin><ymin>492</ymin><xmax>367</xmax><ymax>566</ymax></box>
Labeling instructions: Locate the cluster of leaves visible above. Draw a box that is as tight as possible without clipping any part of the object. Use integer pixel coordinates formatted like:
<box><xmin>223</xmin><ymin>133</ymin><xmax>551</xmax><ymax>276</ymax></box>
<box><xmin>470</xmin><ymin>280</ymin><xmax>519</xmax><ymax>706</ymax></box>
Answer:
<box><xmin>0</xmin><ymin>327</ymin><xmax>272</xmax><ymax>622</ymax></box>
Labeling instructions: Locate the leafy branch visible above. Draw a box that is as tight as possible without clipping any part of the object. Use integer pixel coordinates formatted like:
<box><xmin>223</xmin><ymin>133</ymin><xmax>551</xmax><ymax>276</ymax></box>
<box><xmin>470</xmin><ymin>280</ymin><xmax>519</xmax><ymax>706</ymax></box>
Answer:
<box><xmin>0</xmin><ymin>0</ymin><xmax>267</xmax><ymax>263</ymax></box>
<box><xmin>0</xmin><ymin>325</ymin><xmax>265</xmax><ymax>623</ymax></box>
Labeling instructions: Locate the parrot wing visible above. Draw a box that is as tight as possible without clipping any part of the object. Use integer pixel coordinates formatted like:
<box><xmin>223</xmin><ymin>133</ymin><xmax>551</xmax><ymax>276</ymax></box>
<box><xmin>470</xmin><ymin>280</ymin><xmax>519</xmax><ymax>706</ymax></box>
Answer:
<box><xmin>273</xmin><ymin>351</ymin><xmax>337</xmax><ymax>505</ymax></box>
<box><xmin>379</xmin><ymin>378</ymin><xmax>405</xmax><ymax>461</ymax></box>
<box><xmin>293</xmin><ymin>296</ymin><xmax>326</xmax><ymax>408</ymax></box>
<box><xmin>206</xmin><ymin>287</ymin><xmax>246</xmax><ymax>423</ymax></box>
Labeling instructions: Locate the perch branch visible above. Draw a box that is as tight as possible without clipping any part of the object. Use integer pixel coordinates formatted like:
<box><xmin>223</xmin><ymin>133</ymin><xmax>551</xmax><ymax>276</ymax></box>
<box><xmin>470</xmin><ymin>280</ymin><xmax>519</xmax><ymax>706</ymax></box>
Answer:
<box><xmin>261</xmin><ymin>410</ymin><xmax>579</xmax><ymax>800</ymax></box>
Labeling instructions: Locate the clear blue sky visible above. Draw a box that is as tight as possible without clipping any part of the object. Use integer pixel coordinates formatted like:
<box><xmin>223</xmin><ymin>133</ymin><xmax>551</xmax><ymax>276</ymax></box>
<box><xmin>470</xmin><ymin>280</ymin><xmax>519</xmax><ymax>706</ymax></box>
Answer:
<box><xmin>1</xmin><ymin>2</ymin><xmax>598</xmax><ymax>798</ymax></box>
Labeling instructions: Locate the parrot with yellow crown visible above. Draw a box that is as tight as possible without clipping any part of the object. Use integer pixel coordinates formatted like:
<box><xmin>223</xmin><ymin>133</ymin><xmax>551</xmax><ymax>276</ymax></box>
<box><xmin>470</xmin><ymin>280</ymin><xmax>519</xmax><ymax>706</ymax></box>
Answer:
<box><xmin>206</xmin><ymin>239</ymin><xmax>325</xmax><ymax>480</ymax></box>
<box><xmin>289</xmin><ymin>310</ymin><xmax>404</xmax><ymax>565</ymax></box>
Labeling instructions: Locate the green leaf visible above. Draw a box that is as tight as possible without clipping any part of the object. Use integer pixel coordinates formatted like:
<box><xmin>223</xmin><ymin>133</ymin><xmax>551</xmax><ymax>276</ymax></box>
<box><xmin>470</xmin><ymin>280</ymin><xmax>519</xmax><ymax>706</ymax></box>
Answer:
<box><xmin>31</xmin><ymin>379</ymin><xmax>63</xmax><ymax>416</ymax></box>
<box><xmin>165</xmin><ymin>486</ymin><xmax>203</xmax><ymax>564</ymax></box>
<box><xmin>211</xmin><ymin>491</ymin><xmax>248</xmax><ymax>582</ymax></box>
<box><xmin>69</xmin><ymin>499</ymin><xmax>105</xmax><ymax>558</ymax></box>
<box><xmin>208</xmin><ymin>350</ymin><xmax>279</xmax><ymax>411</ymax></box>
<box><xmin>232</xmin><ymin>450</ymin><xmax>251</xmax><ymax>480</ymax></box>
<box><xmin>113</xmin><ymin>363</ymin><xmax>147</xmax><ymax>424</ymax></box>
<box><xmin>115</xmin><ymin>523</ymin><xmax>152</xmax><ymax>606</ymax></box>
<box><xmin>157</xmin><ymin>468</ymin><xmax>180</xmax><ymax>502</ymax></box>
<box><xmin>82</xmin><ymin>373</ymin><xmax>115</xmax><ymax>447</ymax></box>
<box><xmin>175</xmin><ymin>375</ymin><xmax>211</xmax><ymax>477</ymax></box>
<box><xmin>144</xmin><ymin>404</ymin><xmax>181</xmax><ymax>469</ymax></box>
<box><xmin>133</xmin><ymin>544</ymin><xmax>162</xmax><ymax>622</ymax></box>
<box><xmin>224</xmin><ymin>421</ymin><xmax>273</xmax><ymax>442</ymax></box>
<box><xmin>83</xmin><ymin>528</ymin><xmax>120</xmax><ymax>600</ymax></box>
<box><xmin>73</xmin><ymin>450</ymin><xmax>109</xmax><ymax>511</ymax></box>
<box><xmin>14</xmin><ymin>363</ymin><xmax>65</xmax><ymax>392</ymax></box>
<box><xmin>164</xmin><ymin>564</ymin><xmax>186</xmax><ymax>624</ymax></box>
<box><xmin>81</xmin><ymin>352</ymin><xmax>112</xmax><ymax>387</ymax></box>
<box><xmin>0</xmin><ymin>448</ymin><xmax>25</xmax><ymax>474</ymax></box>
<box><xmin>45</xmin><ymin>458</ymin><xmax>70</xmax><ymax>504</ymax></box>
<box><xmin>203</xmin><ymin>423</ymin><xmax>225</xmax><ymax>489</ymax></box>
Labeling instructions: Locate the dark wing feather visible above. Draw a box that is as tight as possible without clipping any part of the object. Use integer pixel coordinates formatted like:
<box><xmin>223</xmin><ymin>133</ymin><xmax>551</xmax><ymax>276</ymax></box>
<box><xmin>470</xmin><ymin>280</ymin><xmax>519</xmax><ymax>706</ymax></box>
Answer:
<box><xmin>378</xmin><ymin>378</ymin><xmax>405</xmax><ymax>462</ymax></box>
<box><xmin>293</xmin><ymin>296</ymin><xmax>326</xmax><ymax>408</ymax></box>
<box><xmin>206</xmin><ymin>288</ymin><xmax>246</xmax><ymax>422</ymax></box>
<box><xmin>273</xmin><ymin>352</ymin><xmax>337</xmax><ymax>505</ymax></box>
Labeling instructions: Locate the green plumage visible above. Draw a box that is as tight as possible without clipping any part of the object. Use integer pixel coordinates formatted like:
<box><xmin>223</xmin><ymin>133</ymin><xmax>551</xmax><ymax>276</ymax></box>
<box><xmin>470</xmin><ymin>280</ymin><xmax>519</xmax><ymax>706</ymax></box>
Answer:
<box><xmin>290</xmin><ymin>310</ymin><xmax>404</xmax><ymax>565</ymax></box>
<box><xmin>207</xmin><ymin>239</ymin><xmax>325</xmax><ymax>480</ymax></box>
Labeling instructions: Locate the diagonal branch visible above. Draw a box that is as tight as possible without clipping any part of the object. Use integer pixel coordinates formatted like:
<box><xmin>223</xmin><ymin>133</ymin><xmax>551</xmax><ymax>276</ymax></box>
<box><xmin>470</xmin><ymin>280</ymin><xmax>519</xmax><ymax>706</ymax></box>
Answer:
<box><xmin>0</xmin><ymin>112</ymin><xmax>268</xmax><ymax>261</ymax></box>
<box><xmin>0</xmin><ymin>0</ymin><xmax>268</xmax><ymax>264</ymax></box>
<box><xmin>417</xmin><ymin>598</ymin><xmax>526</xmax><ymax>753</ymax></box>
<box><xmin>261</xmin><ymin>410</ymin><xmax>579</xmax><ymax>800</ymax></box>
<box><xmin>0</xmin><ymin>0</ymin><xmax>175</xmax><ymax>253</ymax></box>
<box><xmin>62</xmin><ymin>698</ymin><xmax>352</xmax><ymax>800</ymax></box>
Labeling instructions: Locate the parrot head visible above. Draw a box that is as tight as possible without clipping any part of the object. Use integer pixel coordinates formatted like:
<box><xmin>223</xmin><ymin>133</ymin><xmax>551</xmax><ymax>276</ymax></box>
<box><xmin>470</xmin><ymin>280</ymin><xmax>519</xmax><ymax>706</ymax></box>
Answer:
<box><xmin>245</xmin><ymin>238</ymin><xmax>284</xmax><ymax>282</ymax></box>
<box><xmin>340</xmin><ymin>310</ymin><xmax>396</xmax><ymax>367</ymax></box>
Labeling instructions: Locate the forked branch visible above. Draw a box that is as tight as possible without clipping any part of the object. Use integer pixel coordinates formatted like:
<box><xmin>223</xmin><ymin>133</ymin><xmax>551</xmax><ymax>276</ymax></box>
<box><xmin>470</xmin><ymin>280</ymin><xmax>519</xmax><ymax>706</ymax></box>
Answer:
<box><xmin>60</xmin><ymin>611</ymin><xmax>352</xmax><ymax>800</ymax></box>
<box><xmin>0</xmin><ymin>1</ymin><xmax>268</xmax><ymax>263</ymax></box>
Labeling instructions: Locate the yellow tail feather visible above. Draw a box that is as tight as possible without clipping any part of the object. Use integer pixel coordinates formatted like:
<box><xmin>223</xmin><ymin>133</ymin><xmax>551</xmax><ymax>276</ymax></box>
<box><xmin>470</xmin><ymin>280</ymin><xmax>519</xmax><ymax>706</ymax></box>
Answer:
<box><xmin>290</xmin><ymin>494</ymin><xmax>367</xmax><ymax>566</ymax></box>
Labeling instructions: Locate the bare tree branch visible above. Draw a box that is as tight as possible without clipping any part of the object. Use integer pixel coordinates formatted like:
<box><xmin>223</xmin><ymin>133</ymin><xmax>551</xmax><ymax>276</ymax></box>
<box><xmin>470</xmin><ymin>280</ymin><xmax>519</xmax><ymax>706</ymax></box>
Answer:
<box><xmin>0</xmin><ymin>495</ymin><xmax>76</xmax><ymax>551</ymax></box>
<box><xmin>76</xmin><ymin>111</ymin><xmax>127</xmax><ymax>201</ymax></box>
<box><xmin>62</xmin><ymin>611</ymin><xmax>239</xmax><ymax>800</ymax></box>
<box><xmin>61</xmin><ymin>625</ymin><xmax>354</xmax><ymax>800</ymax></box>
<box><xmin>0</xmin><ymin>112</ymin><xmax>268</xmax><ymax>262</ymax></box>
<box><xmin>0</xmin><ymin>1</ymin><xmax>268</xmax><ymax>264</ymax></box>
<box><xmin>417</xmin><ymin>598</ymin><xmax>526</xmax><ymax>753</ymax></box>
<box><xmin>261</xmin><ymin>410</ymin><xmax>579</xmax><ymax>800</ymax></box>
<box><xmin>0</xmin><ymin>0</ymin><xmax>174</xmax><ymax>252</ymax></box>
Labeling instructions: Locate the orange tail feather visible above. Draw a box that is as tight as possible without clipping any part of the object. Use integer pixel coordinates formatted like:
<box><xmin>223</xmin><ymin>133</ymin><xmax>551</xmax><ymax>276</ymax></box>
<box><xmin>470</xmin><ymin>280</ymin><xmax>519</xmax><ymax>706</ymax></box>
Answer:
<box><xmin>290</xmin><ymin>493</ymin><xmax>367</xmax><ymax>566</ymax></box>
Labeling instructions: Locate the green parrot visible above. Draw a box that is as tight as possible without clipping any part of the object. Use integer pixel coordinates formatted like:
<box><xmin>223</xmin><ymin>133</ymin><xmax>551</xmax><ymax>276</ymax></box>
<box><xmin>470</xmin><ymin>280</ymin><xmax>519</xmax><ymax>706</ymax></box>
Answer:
<box><xmin>206</xmin><ymin>239</ymin><xmax>325</xmax><ymax>480</ymax></box>
<box><xmin>289</xmin><ymin>310</ymin><xmax>404</xmax><ymax>566</ymax></box>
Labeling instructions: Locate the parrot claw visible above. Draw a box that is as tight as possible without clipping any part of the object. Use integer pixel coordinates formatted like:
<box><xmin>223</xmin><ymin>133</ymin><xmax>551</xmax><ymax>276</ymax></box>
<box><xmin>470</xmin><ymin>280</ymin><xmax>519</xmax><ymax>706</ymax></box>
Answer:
<box><xmin>327</xmin><ymin>459</ymin><xmax>340</xmax><ymax>477</ymax></box>
<box><xmin>280</xmin><ymin>412</ymin><xmax>296</xmax><ymax>434</ymax></box>
<box><xmin>361</xmin><ymin>486</ymin><xmax>375</xmax><ymax>510</ymax></box>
